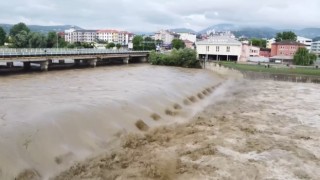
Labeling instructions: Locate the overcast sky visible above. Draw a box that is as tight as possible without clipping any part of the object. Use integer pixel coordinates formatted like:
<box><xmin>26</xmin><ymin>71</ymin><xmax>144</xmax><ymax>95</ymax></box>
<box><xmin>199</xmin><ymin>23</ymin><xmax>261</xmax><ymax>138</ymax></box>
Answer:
<box><xmin>1</xmin><ymin>0</ymin><xmax>320</xmax><ymax>32</ymax></box>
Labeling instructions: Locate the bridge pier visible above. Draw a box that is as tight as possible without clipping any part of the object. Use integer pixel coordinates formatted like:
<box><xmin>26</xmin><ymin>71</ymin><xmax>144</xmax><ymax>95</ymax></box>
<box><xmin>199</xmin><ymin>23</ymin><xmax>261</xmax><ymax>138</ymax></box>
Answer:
<box><xmin>23</xmin><ymin>62</ymin><xmax>31</xmax><ymax>70</ymax></box>
<box><xmin>123</xmin><ymin>57</ymin><xmax>130</xmax><ymax>64</ymax></box>
<box><xmin>74</xmin><ymin>59</ymin><xmax>81</xmax><ymax>66</ymax></box>
<box><xmin>89</xmin><ymin>59</ymin><xmax>97</xmax><ymax>68</ymax></box>
<box><xmin>6</xmin><ymin>62</ymin><xmax>14</xmax><ymax>68</ymax></box>
<box><xmin>59</xmin><ymin>60</ymin><xmax>65</xmax><ymax>64</ymax></box>
<box><xmin>40</xmin><ymin>61</ymin><xmax>49</xmax><ymax>71</ymax></box>
<box><xmin>140</xmin><ymin>56</ymin><xmax>148</xmax><ymax>63</ymax></box>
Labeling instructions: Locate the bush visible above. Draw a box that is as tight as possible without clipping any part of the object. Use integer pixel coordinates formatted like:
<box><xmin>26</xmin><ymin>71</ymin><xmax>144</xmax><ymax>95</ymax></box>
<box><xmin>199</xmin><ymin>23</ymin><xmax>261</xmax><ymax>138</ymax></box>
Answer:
<box><xmin>149</xmin><ymin>49</ymin><xmax>201</xmax><ymax>68</ymax></box>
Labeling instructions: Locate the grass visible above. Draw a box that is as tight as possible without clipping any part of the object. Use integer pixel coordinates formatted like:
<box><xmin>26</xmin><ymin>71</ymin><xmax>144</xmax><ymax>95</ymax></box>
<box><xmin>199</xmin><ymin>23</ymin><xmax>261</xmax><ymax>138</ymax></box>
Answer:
<box><xmin>219</xmin><ymin>62</ymin><xmax>320</xmax><ymax>77</ymax></box>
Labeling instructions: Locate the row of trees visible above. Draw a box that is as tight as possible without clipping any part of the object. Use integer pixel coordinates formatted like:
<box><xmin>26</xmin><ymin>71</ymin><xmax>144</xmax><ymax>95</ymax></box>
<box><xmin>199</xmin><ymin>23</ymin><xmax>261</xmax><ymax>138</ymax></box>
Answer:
<box><xmin>0</xmin><ymin>22</ymin><xmax>102</xmax><ymax>48</ymax></box>
<box><xmin>132</xmin><ymin>35</ymin><xmax>186</xmax><ymax>50</ymax></box>
<box><xmin>149</xmin><ymin>48</ymin><xmax>200</xmax><ymax>68</ymax></box>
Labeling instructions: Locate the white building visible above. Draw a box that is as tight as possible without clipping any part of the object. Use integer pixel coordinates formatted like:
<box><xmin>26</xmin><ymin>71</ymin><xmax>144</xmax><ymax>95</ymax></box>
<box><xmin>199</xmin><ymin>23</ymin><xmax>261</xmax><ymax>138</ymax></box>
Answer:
<box><xmin>297</xmin><ymin>36</ymin><xmax>312</xmax><ymax>51</ymax></box>
<box><xmin>177</xmin><ymin>32</ymin><xmax>196</xmax><ymax>43</ymax></box>
<box><xmin>64</xmin><ymin>28</ymin><xmax>133</xmax><ymax>45</ymax></box>
<box><xmin>196</xmin><ymin>36</ymin><xmax>242</xmax><ymax>61</ymax></box>
<box><xmin>154</xmin><ymin>30</ymin><xmax>178</xmax><ymax>45</ymax></box>
<box><xmin>311</xmin><ymin>41</ymin><xmax>320</xmax><ymax>55</ymax></box>
<box><xmin>64</xmin><ymin>28</ymin><xmax>97</xmax><ymax>43</ymax></box>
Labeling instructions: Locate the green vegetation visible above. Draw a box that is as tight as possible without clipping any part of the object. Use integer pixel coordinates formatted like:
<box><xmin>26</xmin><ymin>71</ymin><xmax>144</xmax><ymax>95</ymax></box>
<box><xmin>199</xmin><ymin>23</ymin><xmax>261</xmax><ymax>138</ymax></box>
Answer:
<box><xmin>106</xmin><ymin>42</ymin><xmax>115</xmax><ymax>49</ymax></box>
<box><xmin>0</xmin><ymin>27</ymin><xmax>6</xmax><ymax>46</ymax></box>
<box><xmin>220</xmin><ymin>62</ymin><xmax>320</xmax><ymax>76</ymax></box>
<box><xmin>116</xmin><ymin>43</ymin><xmax>122</xmax><ymax>49</ymax></box>
<box><xmin>149</xmin><ymin>48</ymin><xmax>201</xmax><ymax>68</ymax></box>
<box><xmin>132</xmin><ymin>36</ymin><xmax>160</xmax><ymax>50</ymax></box>
<box><xmin>275</xmin><ymin>31</ymin><xmax>297</xmax><ymax>42</ymax></box>
<box><xmin>249</xmin><ymin>38</ymin><xmax>267</xmax><ymax>48</ymax></box>
<box><xmin>171</xmin><ymin>39</ymin><xmax>185</xmax><ymax>49</ymax></box>
<box><xmin>293</xmin><ymin>47</ymin><xmax>317</xmax><ymax>66</ymax></box>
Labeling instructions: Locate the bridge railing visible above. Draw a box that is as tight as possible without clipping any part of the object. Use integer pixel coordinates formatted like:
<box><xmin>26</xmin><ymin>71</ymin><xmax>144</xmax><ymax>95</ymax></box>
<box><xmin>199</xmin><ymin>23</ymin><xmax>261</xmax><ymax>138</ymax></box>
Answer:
<box><xmin>0</xmin><ymin>48</ymin><xmax>150</xmax><ymax>57</ymax></box>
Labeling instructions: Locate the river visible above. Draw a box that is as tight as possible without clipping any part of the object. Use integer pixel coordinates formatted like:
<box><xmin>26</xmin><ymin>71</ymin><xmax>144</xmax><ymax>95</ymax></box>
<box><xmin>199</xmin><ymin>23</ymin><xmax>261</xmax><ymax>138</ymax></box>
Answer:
<box><xmin>0</xmin><ymin>64</ymin><xmax>224</xmax><ymax>179</ymax></box>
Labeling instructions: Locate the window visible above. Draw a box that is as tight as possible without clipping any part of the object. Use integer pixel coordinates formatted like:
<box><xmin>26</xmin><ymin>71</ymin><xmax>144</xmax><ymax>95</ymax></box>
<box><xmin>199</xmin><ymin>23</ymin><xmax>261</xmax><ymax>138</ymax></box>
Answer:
<box><xmin>227</xmin><ymin>46</ymin><xmax>230</xmax><ymax>52</ymax></box>
<box><xmin>216</xmin><ymin>46</ymin><xmax>220</xmax><ymax>52</ymax></box>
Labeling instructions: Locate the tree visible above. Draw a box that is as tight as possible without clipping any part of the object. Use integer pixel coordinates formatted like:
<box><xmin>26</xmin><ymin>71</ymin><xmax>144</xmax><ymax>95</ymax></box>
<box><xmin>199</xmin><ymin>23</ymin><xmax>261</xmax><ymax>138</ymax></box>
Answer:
<box><xmin>106</xmin><ymin>42</ymin><xmax>115</xmax><ymax>49</ymax></box>
<box><xmin>132</xmin><ymin>35</ymin><xmax>143</xmax><ymax>50</ymax></box>
<box><xmin>250</xmin><ymin>38</ymin><xmax>267</xmax><ymax>48</ymax></box>
<box><xmin>116</xmin><ymin>43</ymin><xmax>122</xmax><ymax>49</ymax></box>
<box><xmin>275</xmin><ymin>31</ymin><xmax>297</xmax><ymax>42</ymax></box>
<box><xmin>293</xmin><ymin>47</ymin><xmax>317</xmax><ymax>65</ymax></box>
<box><xmin>0</xmin><ymin>26</ymin><xmax>6</xmax><ymax>46</ymax></box>
<box><xmin>28</xmin><ymin>32</ymin><xmax>47</xmax><ymax>48</ymax></box>
<box><xmin>171</xmin><ymin>39</ymin><xmax>185</xmax><ymax>49</ymax></box>
<box><xmin>47</xmin><ymin>31</ymin><xmax>58</xmax><ymax>48</ymax></box>
<box><xmin>10</xmin><ymin>22</ymin><xmax>30</xmax><ymax>37</ymax></box>
<box><xmin>12</xmin><ymin>30</ymin><xmax>29</xmax><ymax>48</ymax></box>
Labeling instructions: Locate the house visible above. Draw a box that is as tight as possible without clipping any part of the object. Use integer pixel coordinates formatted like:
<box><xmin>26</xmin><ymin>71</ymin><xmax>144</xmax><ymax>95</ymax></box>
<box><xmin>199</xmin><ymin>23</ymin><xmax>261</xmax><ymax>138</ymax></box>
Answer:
<box><xmin>196</xmin><ymin>36</ymin><xmax>242</xmax><ymax>61</ymax></box>
<box><xmin>270</xmin><ymin>40</ymin><xmax>305</xmax><ymax>64</ymax></box>
<box><xmin>239</xmin><ymin>43</ymin><xmax>261</xmax><ymax>62</ymax></box>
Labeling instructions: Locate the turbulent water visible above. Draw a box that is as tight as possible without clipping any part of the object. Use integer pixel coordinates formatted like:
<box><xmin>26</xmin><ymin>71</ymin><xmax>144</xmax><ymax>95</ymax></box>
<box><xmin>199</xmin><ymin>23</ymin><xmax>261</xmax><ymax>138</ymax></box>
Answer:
<box><xmin>0</xmin><ymin>64</ymin><xmax>223</xmax><ymax>179</ymax></box>
<box><xmin>1</xmin><ymin>64</ymin><xmax>320</xmax><ymax>180</ymax></box>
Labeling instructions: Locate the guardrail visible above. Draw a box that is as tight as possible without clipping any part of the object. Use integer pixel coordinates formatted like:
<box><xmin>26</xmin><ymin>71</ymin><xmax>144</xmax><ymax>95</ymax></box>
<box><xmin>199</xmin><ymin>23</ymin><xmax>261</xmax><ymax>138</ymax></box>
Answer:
<box><xmin>0</xmin><ymin>48</ymin><xmax>150</xmax><ymax>57</ymax></box>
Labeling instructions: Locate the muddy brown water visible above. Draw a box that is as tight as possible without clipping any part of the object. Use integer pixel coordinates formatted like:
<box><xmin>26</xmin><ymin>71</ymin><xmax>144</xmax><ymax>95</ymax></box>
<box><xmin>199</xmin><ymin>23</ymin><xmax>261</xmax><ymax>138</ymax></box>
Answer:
<box><xmin>0</xmin><ymin>64</ymin><xmax>224</xmax><ymax>179</ymax></box>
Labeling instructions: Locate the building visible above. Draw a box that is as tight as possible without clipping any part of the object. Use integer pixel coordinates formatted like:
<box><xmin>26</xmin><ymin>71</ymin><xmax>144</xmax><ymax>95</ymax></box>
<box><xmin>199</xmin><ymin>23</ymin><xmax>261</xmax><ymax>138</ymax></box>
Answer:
<box><xmin>196</xmin><ymin>36</ymin><xmax>242</xmax><ymax>61</ymax></box>
<box><xmin>267</xmin><ymin>38</ymin><xmax>275</xmax><ymax>49</ymax></box>
<box><xmin>311</xmin><ymin>41</ymin><xmax>320</xmax><ymax>56</ymax></box>
<box><xmin>64</xmin><ymin>28</ymin><xmax>97</xmax><ymax>43</ymax></box>
<box><xmin>239</xmin><ymin>43</ymin><xmax>260</xmax><ymax>62</ymax></box>
<box><xmin>270</xmin><ymin>40</ymin><xmax>305</xmax><ymax>64</ymax></box>
<box><xmin>259</xmin><ymin>48</ymin><xmax>271</xmax><ymax>57</ymax></box>
<box><xmin>182</xmin><ymin>40</ymin><xmax>194</xmax><ymax>49</ymax></box>
<box><xmin>297</xmin><ymin>36</ymin><xmax>312</xmax><ymax>51</ymax></box>
<box><xmin>64</xmin><ymin>28</ymin><xmax>133</xmax><ymax>45</ymax></box>
<box><xmin>154</xmin><ymin>30</ymin><xmax>179</xmax><ymax>45</ymax></box>
<box><xmin>177</xmin><ymin>32</ymin><xmax>196</xmax><ymax>43</ymax></box>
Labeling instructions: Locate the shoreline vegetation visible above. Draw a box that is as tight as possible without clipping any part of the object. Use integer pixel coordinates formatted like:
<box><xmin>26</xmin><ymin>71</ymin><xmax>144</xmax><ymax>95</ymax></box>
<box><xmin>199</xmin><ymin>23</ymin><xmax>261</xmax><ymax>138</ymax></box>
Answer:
<box><xmin>149</xmin><ymin>49</ymin><xmax>201</xmax><ymax>68</ymax></box>
<box><xmin>218</xmin><ymin>61</ymin><xmax>320</xmax><ymax>77</ymax></box>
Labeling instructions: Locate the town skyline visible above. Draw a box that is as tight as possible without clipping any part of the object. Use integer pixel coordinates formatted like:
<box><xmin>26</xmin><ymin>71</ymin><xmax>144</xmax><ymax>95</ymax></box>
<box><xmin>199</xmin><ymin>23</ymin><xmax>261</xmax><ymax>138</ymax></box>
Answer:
<box><xmin>1</xmin><ymin>0</ymin><xmax>320</xmax><ymax>32</ymax></box>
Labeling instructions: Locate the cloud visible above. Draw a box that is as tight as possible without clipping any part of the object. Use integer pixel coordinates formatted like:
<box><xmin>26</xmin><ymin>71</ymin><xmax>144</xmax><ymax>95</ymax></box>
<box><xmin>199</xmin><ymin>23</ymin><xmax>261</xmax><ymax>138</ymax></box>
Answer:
<box><xmin>0</xmin><ymin>0</ymin><xmax>319</xmax><ymax>32</ymax></box>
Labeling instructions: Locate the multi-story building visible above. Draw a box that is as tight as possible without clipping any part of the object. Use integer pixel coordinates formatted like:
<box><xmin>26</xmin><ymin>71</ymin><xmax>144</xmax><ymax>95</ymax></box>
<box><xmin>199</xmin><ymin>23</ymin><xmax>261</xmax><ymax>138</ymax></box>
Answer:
<box><xmin>239</xmin><ymin>43</ymin><xmax>260</xmax><ymax>62</ymax></box>
<box><xmin>297</xmin><ymin>36</ymin><xmax>312</xmax><ymax>51</ymax></box>
<box><xmin>177</xmin><ymin>32</ymin><xmax>196</xmax><ymax>43</ymax></box>
<box><xmin>64</xmin><ymin>28</ymin><xmax>133</xmax><ymax>45</ymax></box>
<box><xmin>259</xmin><ymin>48</ymin><xmax>271</xmax><ymax>57</ymax></box>
<box><xmin>64</xmin><ymin>28</ymin><xmax>97</xmax><ymax>43</ymax></box>
<box><xmin>270</xmin><ymin>40</ymin><xmax>305</xmax><ymax>64</ymax></box>
<box><xmin>154</xmin><ymin>30</ymin><xmax>179</xmax><ymax>45</ymax></box>
<box><xmin>311</xmin><ymin>41</ymin><xmax>320</xmax><ymax>56</ymax></box>
<box><xmin>196</xmin><ymin>36</ymin><xmax>242</xmax><ymax>61</ymax></box>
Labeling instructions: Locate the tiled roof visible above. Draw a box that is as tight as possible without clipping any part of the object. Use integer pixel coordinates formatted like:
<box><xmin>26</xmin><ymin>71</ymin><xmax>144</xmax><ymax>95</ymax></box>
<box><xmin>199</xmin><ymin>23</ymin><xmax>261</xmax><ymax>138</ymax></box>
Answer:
<box><xmin>196</xmin><ymin>36</ymin><xmax>242</xmax><ymax>46</ymax></box>
<box><xmin>272</xmin><ymin>40</ymin><xmax>305</xmax><ymax>46</ymax></box>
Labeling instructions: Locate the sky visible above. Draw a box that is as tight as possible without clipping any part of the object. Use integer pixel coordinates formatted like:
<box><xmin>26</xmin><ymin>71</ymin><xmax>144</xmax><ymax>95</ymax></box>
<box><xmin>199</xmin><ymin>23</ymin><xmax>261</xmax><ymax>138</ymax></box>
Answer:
<box><xmin>1</xmin><ymin>0</ymin><xmax>320</xmax><ymax>32</ymax></box>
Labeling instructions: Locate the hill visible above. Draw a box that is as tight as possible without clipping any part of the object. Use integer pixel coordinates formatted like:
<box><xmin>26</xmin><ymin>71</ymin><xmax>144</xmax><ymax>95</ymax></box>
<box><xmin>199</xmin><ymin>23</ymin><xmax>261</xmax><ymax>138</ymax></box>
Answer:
<box><xmin>0</xmin><ymin>24</ymin><xmax>82</xmax><ymax>34</ymax></box>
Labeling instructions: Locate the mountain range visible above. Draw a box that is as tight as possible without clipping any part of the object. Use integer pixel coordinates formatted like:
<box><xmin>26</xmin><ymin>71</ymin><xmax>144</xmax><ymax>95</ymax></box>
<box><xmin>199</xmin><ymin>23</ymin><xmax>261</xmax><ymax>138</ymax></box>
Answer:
<box><xmin>1</xmin><ymin>23</ymin><xmax>320</xmax><ymax>39</ymax></box>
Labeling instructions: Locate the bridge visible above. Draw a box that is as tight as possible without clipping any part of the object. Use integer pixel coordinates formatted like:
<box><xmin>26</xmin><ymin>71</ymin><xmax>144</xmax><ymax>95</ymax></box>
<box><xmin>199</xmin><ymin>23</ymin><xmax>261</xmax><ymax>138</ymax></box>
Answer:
<box><xmin>0</xmin><ymin>48</ymin><xmax>150</xmax><ymax>71</ymax></box>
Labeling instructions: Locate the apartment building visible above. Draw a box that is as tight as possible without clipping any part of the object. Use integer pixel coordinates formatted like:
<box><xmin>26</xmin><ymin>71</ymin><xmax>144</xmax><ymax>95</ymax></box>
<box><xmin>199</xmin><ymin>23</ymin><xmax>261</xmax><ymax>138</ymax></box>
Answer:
<box><xmin>154</xmin><ymin>30</ymin><xmax>179</xmax><ymax>45</ymax></box>
<box><xmin>64</xmin><ymin>28</ymin><xmax>133</xmax><ymax>45</ymax></box>
<box><xmin>311</xmin><ymin>41</ymin><xmax>320</xmax><ymax>56</ymax></box>
<box><xmin>297</xmin><ymin>36</ymin><xmax>312</xmax><ymax>51</ymax></box>
<box><xmin>177</xmin><ymin>32</ymin><xmax>197</xmax><ymax>43</ymax></box>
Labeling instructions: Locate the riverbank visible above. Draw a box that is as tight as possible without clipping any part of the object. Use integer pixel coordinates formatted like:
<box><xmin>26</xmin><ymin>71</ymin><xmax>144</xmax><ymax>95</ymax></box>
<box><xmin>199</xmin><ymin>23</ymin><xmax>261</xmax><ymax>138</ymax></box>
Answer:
<box><xmin>53</xmin><ymin>79</ymin><xmax>320</xmax><ymax>180</ymax></box>
<box><xmin>219</xmin><ymin>61</ymin><xmax>320</xmax><ymax>76</ymax></box>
